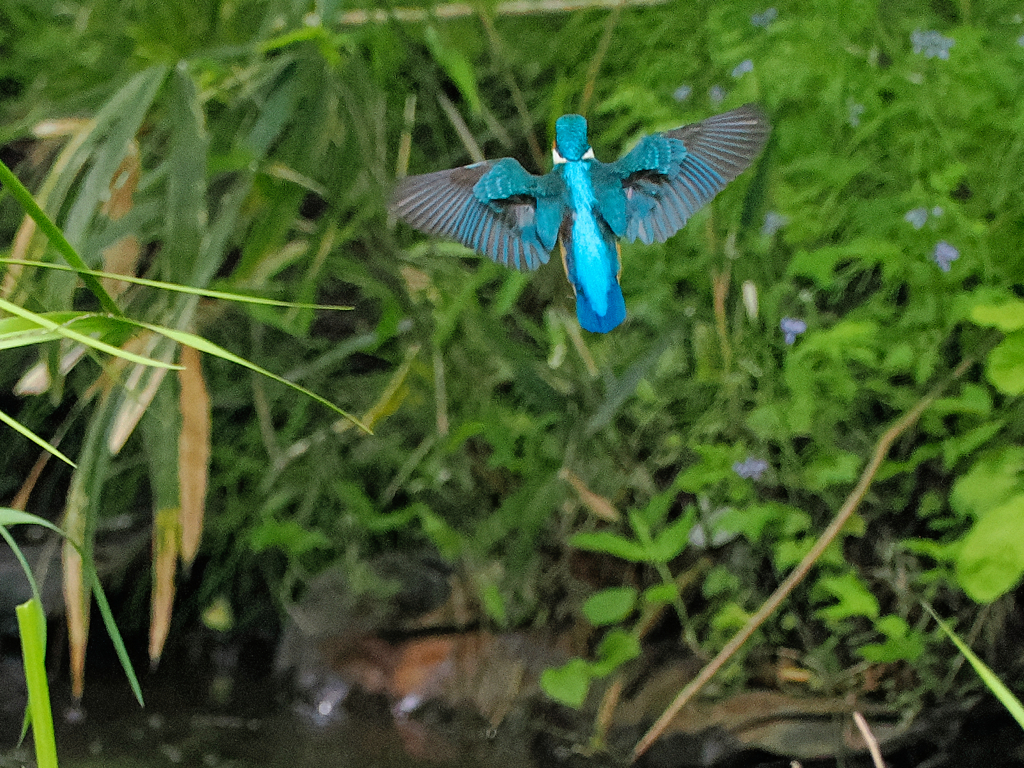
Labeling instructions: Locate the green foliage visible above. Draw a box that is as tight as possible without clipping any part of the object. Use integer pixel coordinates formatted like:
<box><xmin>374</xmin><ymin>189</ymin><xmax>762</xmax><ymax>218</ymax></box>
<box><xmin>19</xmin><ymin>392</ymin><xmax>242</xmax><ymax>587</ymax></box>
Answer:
<box><xmin>2</xmin><ymin>0</ymin><xmax>1024</xmax><ymax>728</ymax></box>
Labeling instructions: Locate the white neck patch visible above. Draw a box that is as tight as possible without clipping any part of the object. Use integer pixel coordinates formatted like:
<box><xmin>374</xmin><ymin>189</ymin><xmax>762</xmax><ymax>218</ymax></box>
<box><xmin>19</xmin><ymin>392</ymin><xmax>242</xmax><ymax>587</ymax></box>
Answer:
<box><xmin>552</xmin><ymin>146</ymin><xmax>595</xmax><ymax>164</ymax></box>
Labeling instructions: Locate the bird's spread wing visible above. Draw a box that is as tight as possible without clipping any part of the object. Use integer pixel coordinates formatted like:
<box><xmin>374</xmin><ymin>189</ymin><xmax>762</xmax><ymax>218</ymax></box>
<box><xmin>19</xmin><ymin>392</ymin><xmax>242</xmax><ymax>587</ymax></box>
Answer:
<box><xmin>391</xmin><ymin>158</ymin><xmax>564</xmax><ymax>271</ymax></box>
<box><xmin>605</xmin><ymin>103</ymin><xmax>770</xmax><ymax>245</ymax></box>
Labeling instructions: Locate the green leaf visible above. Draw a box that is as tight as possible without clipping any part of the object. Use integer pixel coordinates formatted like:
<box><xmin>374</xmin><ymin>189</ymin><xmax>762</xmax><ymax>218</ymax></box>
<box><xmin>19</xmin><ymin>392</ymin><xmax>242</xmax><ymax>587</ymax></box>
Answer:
<box><xmin>986</xmin><ymin>332</ymin><xmax>1024</xmax><ymax>396</ymax></box>
<box><xmin>0</xmin><ymin>303</ymin><xmax>180</xmax><ymax>370</ymax></box>
<box><xmin>970</xmin><ymin>298</ymin><xmax>1024</xmax><ymax>332</ymax></box>
<box><xmin>592</xmin><ymin>628</ymin><xmax>641</xmax><ymax>676</ymax></box>
<box><xmin>133</xmin><ymin>321</ymin><xmax>365</xmax><ymax>430</ymax></box>
<box><xmin>540</xmin><ymin>658</ymin><xmax>591</xmax><ymax>709</ymax></box>
<box><xmin>954</xmin><ymin>494</ymin><xmax>1024</xmax><ymax>603</ymax></box>
<box><xmin>16</xmin><ymin>599</ymin><xmax>57</xmax><ymax>768</ymax></box>
<box><xmin>643</xmin><ymin>583</ymin><xmax>679</xmax><ymax>606</ymax></box>
<box><xmin>0</xmin><ymin>259</ymin><xmax>351</xmax><ymax>311</ymax></box>
<box><xmin>647</xmin><ymin>509</ymin><xmax>696</xmax><ymax>563</ymax></box>
<box><xmin>583</xmin><ymin>587</ymin><xmax>638</xmax><ymax>626</ymax></box>
<box><xmin>570</xmin><ymin>530</ymin><xmax>647</xmax><ymax>562</ymax></box>
<box><xmin>950</xmin><ymin>447</ymin><xmax>1024</xmax><ymax>518</ymax></box>
<box><xmin>814</xmin><ymin>572</ymin><xmax>880</xmax><ymax>621</ymax></box>
<box><xmin>858</xmin><ymin>615</ymin><xmax>925</xmax><ymax>663</ymax></box>
<box><xmin>165</xmin><ymin>63</ymin><xmax>208</xmax><ymax>285</ymax></box>
<box><xmin>248</xmin><ymin>519</ymin><xmax>332</xmax><ymax>557</ymax></box>
<box><xmin>0</xmin><ymin>410</ymin><xmax>76</xmax><ymax>467</ymax></box>
<box><xmin>480</xmin><ymin>580</ymin><xmax>508</xmax><ymax>627</ymax></box>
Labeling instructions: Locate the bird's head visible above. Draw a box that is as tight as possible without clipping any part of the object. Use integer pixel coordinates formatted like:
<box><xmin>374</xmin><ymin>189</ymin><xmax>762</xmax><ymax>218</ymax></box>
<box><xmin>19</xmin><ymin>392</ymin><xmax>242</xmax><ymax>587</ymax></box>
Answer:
<box><xmin>553</xmin><ymin>114</ymin><xmax>594</xmax><ymax>164</ymax></box>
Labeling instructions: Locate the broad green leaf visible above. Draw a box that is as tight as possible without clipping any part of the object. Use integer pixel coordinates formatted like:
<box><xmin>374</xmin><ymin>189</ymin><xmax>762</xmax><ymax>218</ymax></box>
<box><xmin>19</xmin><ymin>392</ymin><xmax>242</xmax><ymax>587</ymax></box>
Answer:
<box><xmin>955</xmin><ymin>494</ymin><xmax>1024</xmax><ymax>603</ymax></box>
<box><xmin>970</xmin><ymin>298</ymin><xmax>1024</xmax><ymax>332</ymax></box>
<box><xmin>986</xmin><ymin>332</ymin><xmax>1024</xmax><ymax>396</ymax></box>
<box><xmin>644</xmin><ymin>583</ymin><xmax>679</xmax><ymax>606</ymax></box>
<box><xmin>540</xmin><ymin>658</ymin><xmax>591</xmax><ymax>709</ymax></box>
<box><xmin>647</xmin><ymin>509</ymin><xmax>696</xmax><ymax>563</ymax></box>
<box><xmin>592</xmin><ymin>628</ymin><xmax>641</xmax><ymax>676</ymax></box>
<box><xmin>570</xmin><ymin>530</ymin><xmax>647</xmax><ymax>562</ymax></box>
<box><xmin>950</xmin><ymin>447</ymin><xmax>1024</xmax><ymax>518</ymax></box>
<box><xmin>814</xmin><ymin>572</ymin><xmax>880</xmax><ymax>621</ymax></box>
<box><xmin>858</xmin><ymin>615</ymin><xmax>925</xmax><ymax>663</ymax></box>
<box><xmin>583</xmin><ymin>587</ymin><xmax>638</xmax><ymax>626</ymax></box>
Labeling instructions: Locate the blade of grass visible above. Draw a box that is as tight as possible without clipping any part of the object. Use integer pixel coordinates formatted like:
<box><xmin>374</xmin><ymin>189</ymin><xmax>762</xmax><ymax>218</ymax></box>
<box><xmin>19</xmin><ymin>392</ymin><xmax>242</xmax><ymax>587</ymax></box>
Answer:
<box><xmin>135</xmin><ymin>321</ymin><xmax>370</xmax><ymax>432</ymax></box>
<box><xmin>0</xmin><ymin>258</ymin><xmax>352</xmax><ymax>310</ymax></box>
<box><xmin>0</xmin><ymin>509</ymin><xmax>143</xmax><ymax>705</ymax></box>
<box><xmin>925</xmin><ymin>604</ymin><xmax>1024</xmax><ymax>730</ymax></box>
<box><xmin>16</xmin><ymin>598</ymin><xmax>57</xmax><ymax>768</ymax></box>
<box><xmin>0</xmin><ymin>301</ymin><xmax>181</xmax><ymax>370</ymax></box>
<box><xmin>0</xmin><ymin>159</ymin><xmax>121</xmax><ymax>316</ymax></box>
<box><xmin>0</xmin><ymin>409</ymin><xmax>77</xmax><ymax>467</ymax></box>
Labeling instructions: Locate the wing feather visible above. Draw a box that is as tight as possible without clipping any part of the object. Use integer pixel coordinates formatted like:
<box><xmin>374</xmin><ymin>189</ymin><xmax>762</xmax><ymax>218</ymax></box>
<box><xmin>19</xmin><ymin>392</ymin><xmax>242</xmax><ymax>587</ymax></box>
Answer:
<box><xmin>612</xmin><ymin>104</ymin><xmax>770</xmax><ymax>245</ymax></box>
<box><xmin>391</xmin><ymin>160</ymin><xmax>562</xmax><ymax>271</ymax></box>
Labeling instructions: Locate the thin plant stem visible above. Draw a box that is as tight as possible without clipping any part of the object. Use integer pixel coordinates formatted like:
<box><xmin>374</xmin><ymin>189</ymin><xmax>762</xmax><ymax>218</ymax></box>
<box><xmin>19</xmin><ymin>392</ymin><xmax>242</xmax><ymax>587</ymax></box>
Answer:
<box><xmin>631</xmin><ymin>353</ymin><xmax>980</xmax><ymax>761</ymax></box>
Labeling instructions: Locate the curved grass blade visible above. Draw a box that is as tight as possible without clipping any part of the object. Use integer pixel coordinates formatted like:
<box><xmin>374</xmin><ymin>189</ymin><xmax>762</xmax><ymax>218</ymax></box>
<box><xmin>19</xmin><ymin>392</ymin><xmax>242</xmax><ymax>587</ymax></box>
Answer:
<box><xmin>0</xmin><ymin>410</ymin><xmax>76</xmax><ymax>467</ymax></box>
<box><xmin>0</xmin><ymin>158</ymin><xmax>121</xmax><ymax>316</ymax></box>
<box><xmin>925</xmin><ymin>604</ymin><xmax>1024</xmax><ymax>729</ymax></box>
<box><xmin>17</xmin><ymin>598</ymin><xmax>57</xmax><ymax>768</ymax></box>
<box><xmin>0</xmin><ymin>259</ymin><xmax>352</xmax><ymax>311</ymax></box>
<box><xmin>0</xmin><ymin>301</ymin><xmax>181</xmax><ymax>370</ymax></box>
<box><xmin>135</xmin><ymin>321</ymin><xmax>370</xmax><ymax>432</ymax></box>
<box><xmin>0</xmin><ymin>509</ymin><xmax>143</xmax><ymax>706</ymax></box>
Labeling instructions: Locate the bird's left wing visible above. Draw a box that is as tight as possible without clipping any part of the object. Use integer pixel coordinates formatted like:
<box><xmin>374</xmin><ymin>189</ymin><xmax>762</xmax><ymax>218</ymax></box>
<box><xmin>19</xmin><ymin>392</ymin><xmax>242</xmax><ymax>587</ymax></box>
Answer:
<box><xmin>391</xmin><ymin>158</ymin><xmax>564</xmax><ymax>272</ymax></box>
<box><xmin>602</xmin><ymin>104</ymin><xmax>770</xmax><ymax>245</ymax></box>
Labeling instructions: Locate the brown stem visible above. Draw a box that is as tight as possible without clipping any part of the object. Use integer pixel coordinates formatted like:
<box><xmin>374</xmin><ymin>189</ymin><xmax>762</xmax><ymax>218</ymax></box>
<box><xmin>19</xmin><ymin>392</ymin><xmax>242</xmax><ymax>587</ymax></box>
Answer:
<box><xmin>631</xmin><ymin>354</ymin><xmax>978</xmax><ymax>761</ymax></box>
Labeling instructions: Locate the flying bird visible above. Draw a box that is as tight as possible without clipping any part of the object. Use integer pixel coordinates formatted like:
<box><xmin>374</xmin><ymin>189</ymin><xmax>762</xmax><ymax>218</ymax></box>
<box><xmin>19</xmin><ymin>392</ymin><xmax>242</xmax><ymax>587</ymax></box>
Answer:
<box><xmin>391</xmin><ymin>104</ymin><xmax>770</xmax><ymax>333</ymax></box>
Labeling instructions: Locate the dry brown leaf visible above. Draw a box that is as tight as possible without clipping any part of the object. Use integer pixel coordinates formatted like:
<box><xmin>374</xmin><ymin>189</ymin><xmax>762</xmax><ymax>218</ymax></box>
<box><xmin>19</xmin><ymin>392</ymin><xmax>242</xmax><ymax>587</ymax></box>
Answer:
<box><xmin>0</xmin><ymin>215</ymin><xmax>37</xmax><ymax>299</ymax></box>
<box><xmin>100</xmin><ymin>140</ymin><xmax>139</xmax><ymax>221</ymax></box>
<box><xmin>177</xmin><ymin>345</ymin><xmax>210</xmax><ymax>566</ymax></box>
<box><xmin>559</xmin><ymin>468</ymin><xmax>621</xmax><ymax>522</ymax></box>
<box><xmin>149</xmin><ymin>507</ymin><xmax>180</xmax><ymax>667</ymax></box>
<box><xmin>100</xmin><ymin>235</ymin><xmax>141</xmax><ymax>300</ymax></box>
<box><xmin>62</xmin><ymin>492</ymin><xmax>90</xmax><ymax>702</ymax></box>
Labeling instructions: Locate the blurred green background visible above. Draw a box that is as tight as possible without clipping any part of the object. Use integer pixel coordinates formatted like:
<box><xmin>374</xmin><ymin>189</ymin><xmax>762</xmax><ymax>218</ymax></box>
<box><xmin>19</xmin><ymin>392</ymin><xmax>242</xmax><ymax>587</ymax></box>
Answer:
<box><xmin>1</xmin><ymin>0</ymin><xmax>1023</xmax><ymax>723</ymax></box>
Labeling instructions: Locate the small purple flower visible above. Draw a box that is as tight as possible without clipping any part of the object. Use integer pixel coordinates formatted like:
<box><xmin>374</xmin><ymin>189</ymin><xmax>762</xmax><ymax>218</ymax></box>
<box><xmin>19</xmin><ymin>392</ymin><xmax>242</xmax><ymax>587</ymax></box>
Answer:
<box><xmin>673</xmin><ymin>84</ymin><xmax>692</xmax><ymax>102</ymax></box>
<box><xmin>931</xmin><ymin>206</ymin><xmax>944</xmax><ymax>218</ymax></box>
<box><xmin>1017</xmin><ymin>34</ymin><xmax>1024</xmax><ymax>48</ymax></box>
<box><xmin>732</xmin><ymin>59</ymin><xmax>754</xmax><ymax>79</ymax></box>
<box><xmin>751</xmin><ymin>7</ymin><xmax>778</xmax><ymax>28</ymax></box>
<box><xmin>780</xmin><ymin>317</ymin><xmax>807</xmax><ymax>345</ymax></box>
<box><xmin>709</xmin><ymin>85</ymin><xmax>727</xmax><ymax>105</ymax></box>
<box><xmin>932</xmin><ymin>241</ymin><xmax>960</xmax><ymax>272</ymax></box>
<box><xmin>911</xmin><ymin>29</ymin><xmax>954</xmax><ymax>59</ymax></box>
<box><xmin>848</xmin><ymin>102</ymin><xmax>864</xmax><ymax>127</ymax></box>
<box><xmin>761</xmin><ymin>211</ymin><xmax>788</xmax><ymax>237</ymax></box>
<box><xmin>904</xmin><ymin>207</ymin><xmax>928</xmax><ymax>229</ymax></box>
<box><xmin>733</xmin><ymin>457</ymin><xmax>769</xmax><ymax>480</ymax></box>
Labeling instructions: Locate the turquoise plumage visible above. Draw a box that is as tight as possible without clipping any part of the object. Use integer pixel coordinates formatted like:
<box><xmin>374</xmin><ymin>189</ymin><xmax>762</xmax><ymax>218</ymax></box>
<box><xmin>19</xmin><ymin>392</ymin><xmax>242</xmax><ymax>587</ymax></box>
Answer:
<box><xmin>391</xmin><ymin>104</ymin><xmax>770</xmax><ymax>333</ymax></box>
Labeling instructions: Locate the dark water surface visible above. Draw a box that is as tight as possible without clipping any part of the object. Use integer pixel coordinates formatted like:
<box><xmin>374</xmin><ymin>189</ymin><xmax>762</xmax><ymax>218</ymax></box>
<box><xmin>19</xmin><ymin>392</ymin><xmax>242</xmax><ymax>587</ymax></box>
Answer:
<box><xmin>0</xmin><ymin>641</ymin><xmax>573</xmax><ymax>768</ymax></box>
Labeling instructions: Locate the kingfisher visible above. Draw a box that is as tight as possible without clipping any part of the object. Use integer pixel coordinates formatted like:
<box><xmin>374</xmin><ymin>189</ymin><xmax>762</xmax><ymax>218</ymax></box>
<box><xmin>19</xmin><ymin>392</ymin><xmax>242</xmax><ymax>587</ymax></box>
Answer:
<box><xmin>391</xmin><ymin>104</ymin><xmax>770</xmax><ymax>333</ymax></box>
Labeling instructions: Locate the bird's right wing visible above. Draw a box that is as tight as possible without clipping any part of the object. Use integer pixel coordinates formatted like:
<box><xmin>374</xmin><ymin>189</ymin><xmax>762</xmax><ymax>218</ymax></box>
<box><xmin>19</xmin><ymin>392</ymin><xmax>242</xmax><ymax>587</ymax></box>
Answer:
<box><xmin>391</xmin><ymin>158</ymin><xmax>565</xmax><ymax>272</ymax></box>
<box><xmin>606</xmin><ymin>104</ymin><xmax>771</xmax><ymax>245</ymax></box>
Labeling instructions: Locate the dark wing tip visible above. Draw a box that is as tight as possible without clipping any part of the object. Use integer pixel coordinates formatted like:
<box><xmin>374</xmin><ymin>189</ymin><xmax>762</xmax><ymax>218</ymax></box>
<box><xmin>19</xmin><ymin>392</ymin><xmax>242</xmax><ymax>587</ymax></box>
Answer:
<box><xmin>666</xmin><ymin>103</ymin><xmax>771</xmax><ymax>183</ymax></box>
<box><xmin>390</xmin><ymin>164</ymin><xmax>551</xmax><ymax>272</ymax></box>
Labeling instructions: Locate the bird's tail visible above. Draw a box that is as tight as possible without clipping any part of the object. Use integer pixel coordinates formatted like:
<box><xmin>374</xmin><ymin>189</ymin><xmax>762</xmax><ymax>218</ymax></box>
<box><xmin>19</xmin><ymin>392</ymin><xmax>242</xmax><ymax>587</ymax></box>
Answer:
<box><xmin>576</xmin><ymin>280</ymin><xmax>626</xmax><ymax>333</ymax></box>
